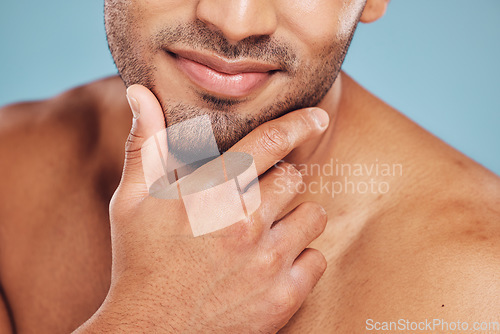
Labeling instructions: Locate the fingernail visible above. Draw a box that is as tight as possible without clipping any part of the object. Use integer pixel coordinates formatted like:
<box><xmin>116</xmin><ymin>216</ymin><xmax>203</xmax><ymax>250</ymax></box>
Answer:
<box><xmin>310</xmin><ymin>108</ymin><xmax>329</xmax><ymax>129</ymax></box>
<box><xmin>126</xmin><ymin>94</ymin><xmax>140</xmax><ymax>120</ymax></box>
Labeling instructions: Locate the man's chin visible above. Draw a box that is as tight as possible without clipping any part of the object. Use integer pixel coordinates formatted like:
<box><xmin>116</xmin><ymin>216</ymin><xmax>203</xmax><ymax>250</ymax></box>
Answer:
<box><xmin>162</xmin><ymin>107</ymin><xmax>257</xmax><ymax>162</ymax></box>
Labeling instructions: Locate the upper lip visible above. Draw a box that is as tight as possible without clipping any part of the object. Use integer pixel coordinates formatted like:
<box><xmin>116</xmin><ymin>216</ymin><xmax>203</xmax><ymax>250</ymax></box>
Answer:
<box><xmin>167</xmin><ymin>48</ymin><xmax>281</xmax><ymax>75</ymax></box>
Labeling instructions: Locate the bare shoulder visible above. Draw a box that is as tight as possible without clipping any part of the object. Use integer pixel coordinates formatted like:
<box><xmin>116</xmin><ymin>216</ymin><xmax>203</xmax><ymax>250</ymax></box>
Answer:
<box><xmin>329</xmin><ymin>77</ymin><xmax>500</xmax><ymax>328</ymax></box>
<box><xmin>0</xmin><ymin>88</ymin><xmax>92</xmax><ymax>171</ymax></box>
<box><xmin>342</xmin><ymin>172</ymin><xmax>500</xmax><ymax>330</ymax></box>
<box><xmin>0</xmin><ymin>77</ymin><xmax>130</xmax><ymax>238</ymax></box>
<box><xmin>0</xmin><ymin>76</ymin><xmax>127</xmax><ymax>155</ymax></box>
<box><xmin>0</xmin><ymin>76</ymin><xmax>128</xmax><ymax>193</ymax></box>
<box><xmin>0</xmin><ymin>75</ymin><xmax>124</xmax><ymax>243</ymax></box>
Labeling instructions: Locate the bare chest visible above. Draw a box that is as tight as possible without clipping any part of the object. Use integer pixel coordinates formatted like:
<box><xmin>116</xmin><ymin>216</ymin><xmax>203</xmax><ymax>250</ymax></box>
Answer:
<box><xmin>2</xmin><ymin>185</ymin><xmax>363</xmax><ymax>334</ymax></box>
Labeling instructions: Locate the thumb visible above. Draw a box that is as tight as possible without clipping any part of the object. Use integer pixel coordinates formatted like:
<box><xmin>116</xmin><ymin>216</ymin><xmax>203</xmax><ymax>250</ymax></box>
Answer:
<box><xmin>120</xmin><ymin>84</ymin><xmax>167</xmax><ymax>196</ymax></box>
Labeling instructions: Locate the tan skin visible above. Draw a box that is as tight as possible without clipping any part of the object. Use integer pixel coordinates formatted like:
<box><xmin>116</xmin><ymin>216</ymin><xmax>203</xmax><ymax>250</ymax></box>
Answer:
<box><xmin>1</xmin><ymin>0</ymin><xmax>500</xmax><ymax>333</ymax></box>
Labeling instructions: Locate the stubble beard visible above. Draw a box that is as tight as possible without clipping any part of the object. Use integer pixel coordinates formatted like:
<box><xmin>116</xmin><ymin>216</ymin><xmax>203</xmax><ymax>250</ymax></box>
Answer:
<box><xmin>106</xmin><ymin>15</ymin><xmax>358</xmax><ymax>163</ymax></box>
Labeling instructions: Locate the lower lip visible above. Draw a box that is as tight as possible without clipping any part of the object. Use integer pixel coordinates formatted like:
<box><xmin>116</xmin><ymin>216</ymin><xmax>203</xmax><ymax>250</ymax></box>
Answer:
<box><xmin>174</xmin><ymin>55</ymin><xmax>272</xmax><ymax>98</ymax></box>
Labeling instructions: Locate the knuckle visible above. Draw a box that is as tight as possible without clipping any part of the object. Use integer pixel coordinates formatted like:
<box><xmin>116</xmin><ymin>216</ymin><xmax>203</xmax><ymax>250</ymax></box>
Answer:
<box><xmin>307</xmin><ymin>248</ymin><xmax>328</xmax><ymax>278</ymax></box>
<box><xmin>317</xmin><ymin>253</ymin><xmax>328</xmax><ymax>274</ymax></box>
<box><xmin>301</xmin><ymin>202</ymin><xmax>328</xmax><ymax>237</ymax></box>
<box><xmin>109</xmin><ymin>193</ymin><xmax>122</xmax><ymax>220</ymax></box>
<box><xmin>232</xmin><ymin>215</ymin><xmax>262</xmax><ymax>245</ymax></box>
<box><xmin>125</xmin><ymin>131</ymin><xmax>144</xmax><ymax>149</ymax></box>
<box><xmin>258</xmin><ymin>248</ymin><xmax>283</xmax><ymax>270</ymax></box>
<box><xmin>258</xmin><ymin>124</ymin><xmax>290</xmax><ymax>157</ymax></box>
<box><xmin>124</xmin><ymin>133</ymin><xmax>143</xmax><ymax>162</ymax></box>
<box><xmin>270</xmin><ymin>285</ymin><xmax>299</xmax><ymax>316</ymax></box>
<box><xmin>109</xmin><ymin>188</ymin><xmax>138</xmax><ymax>224</ymax></box>
<box><xmin>181</xmin><ymin>173</ymin><xmax>218</xmax><ymax>195</ymax></box>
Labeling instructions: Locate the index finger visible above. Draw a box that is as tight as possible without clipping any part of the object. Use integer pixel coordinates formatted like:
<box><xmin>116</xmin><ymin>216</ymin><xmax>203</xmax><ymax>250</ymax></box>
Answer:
<box><xmin>227</xmin><ymin>108</ymin><xmax>329</xmax><ymax>176</ymax></box>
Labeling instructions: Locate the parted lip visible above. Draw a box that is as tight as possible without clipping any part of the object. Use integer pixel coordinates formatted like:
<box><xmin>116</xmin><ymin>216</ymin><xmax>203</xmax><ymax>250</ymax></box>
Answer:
<box><xmin>166</xmin><ymin>48</ymin><xmax>282</xmax><ymax>75</ymax></box>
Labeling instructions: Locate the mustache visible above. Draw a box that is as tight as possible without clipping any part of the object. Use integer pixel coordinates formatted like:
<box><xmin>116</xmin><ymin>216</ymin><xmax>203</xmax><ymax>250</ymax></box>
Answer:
<box><xmin>151</xmin><ymin>19</ymin><xmax>298</xmax><ymax>73</ymax></box>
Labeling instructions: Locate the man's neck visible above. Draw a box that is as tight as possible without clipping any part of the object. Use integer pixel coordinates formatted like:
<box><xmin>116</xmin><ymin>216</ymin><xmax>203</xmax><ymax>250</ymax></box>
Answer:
<box><xmin>281</xmin><ymin>71</ymin><xmax>409</xmax><ymax>252</ymax></box>
<box><xmin>284</xmin><ymin>72</ymin><xmax>344</xmax><ymax>167</ymax></box>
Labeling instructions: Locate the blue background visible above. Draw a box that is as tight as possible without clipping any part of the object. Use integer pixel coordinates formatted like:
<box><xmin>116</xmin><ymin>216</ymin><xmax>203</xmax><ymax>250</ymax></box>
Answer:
<box><xmin>0</xmin><ymin>1</ymin><xmax>499</xmax><ymax>174</ymax></box>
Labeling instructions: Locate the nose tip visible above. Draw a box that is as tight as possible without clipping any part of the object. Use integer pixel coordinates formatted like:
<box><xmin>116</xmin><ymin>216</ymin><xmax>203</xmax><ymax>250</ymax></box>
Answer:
<box><xmin>196</xmin><ymin>0</ymin><xmax>278</xmax><ymax>44</ymax></box>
